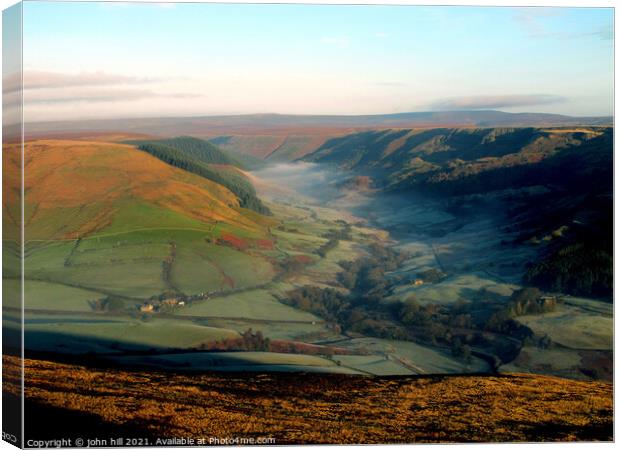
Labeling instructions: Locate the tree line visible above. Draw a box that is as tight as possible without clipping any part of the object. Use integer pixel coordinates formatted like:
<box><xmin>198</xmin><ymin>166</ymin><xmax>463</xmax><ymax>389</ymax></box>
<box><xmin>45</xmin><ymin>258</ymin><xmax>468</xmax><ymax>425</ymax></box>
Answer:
<box><xmin>134</xmin><ymin>141</ymin><xmax>271</xmax><ymax>215</ymax></box>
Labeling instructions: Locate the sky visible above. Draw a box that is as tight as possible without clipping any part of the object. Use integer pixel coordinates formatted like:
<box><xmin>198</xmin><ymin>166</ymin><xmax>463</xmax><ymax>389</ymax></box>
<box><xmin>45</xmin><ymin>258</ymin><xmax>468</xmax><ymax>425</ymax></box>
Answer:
<box><xmin>10</xmin><ymin>1</ymin><xmax>615</xmax><ymax>121</ymax></box>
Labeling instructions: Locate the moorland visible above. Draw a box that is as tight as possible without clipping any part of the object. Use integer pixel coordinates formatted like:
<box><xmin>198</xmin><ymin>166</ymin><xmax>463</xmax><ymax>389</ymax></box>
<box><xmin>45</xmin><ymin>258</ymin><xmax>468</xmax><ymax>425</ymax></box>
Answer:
<box><xmin>3</xmin><ymin>355</ymin><xmax>613</xmax><ymax>443</ymax></box>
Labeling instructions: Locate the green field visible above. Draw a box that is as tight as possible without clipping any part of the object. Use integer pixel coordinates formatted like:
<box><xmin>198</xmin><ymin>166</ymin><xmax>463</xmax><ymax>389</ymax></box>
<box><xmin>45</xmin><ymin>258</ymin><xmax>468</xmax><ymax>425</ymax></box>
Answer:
<box><xmin>109</xmin><ymin>351</ymin><xmax>360</xmax><ymax>374</ymax></box>
<box><xmin>338</xmin><ymin>337</ymin><xmax>489</xmax><ymax>375</ymax></box>
<box><xmin>22</xmin><ymin>279</ymin><xmax>101</xmax><ymax>312</ymax></box>
<box><xmin>204</xmin><ymin>318</ymin><xmax>335</xmax><ymax>341</ymax></box>
<box><xmin>333</xmin><ymin>354</ymin><xmax>415</xmax><ymax>376</ymax></box>
<box><xmin>23</xmin><ymin>225</ymin><xmax>278</xmax><ymax>299</ymax></box>
<box><xmin>515</xmin><ymin>297</ymin><xmax>613</xmax><ymax>350</ymax></box>
<box><xmin>14</xmin><ymin>313</ymin><xmax>241</xmax><ymax>354</ymax></box>
<box><xmin>170</xmin><ymin>246</ymin><xmax>228</xmax><ymax>293</ymax></box>
<box><xmin>178</xmin><ymin>288</ymin><xmax>319</xmax><ymax>322</ymax></box>
<box><xmin>500</xmin><ymin>346</ymin><xmax>587</xmax><ymax>380</ymax></box>
<box><xmin>13</xmin><ymin>192</ymin><xmax>379</xmax><ymax>372</ymax></box>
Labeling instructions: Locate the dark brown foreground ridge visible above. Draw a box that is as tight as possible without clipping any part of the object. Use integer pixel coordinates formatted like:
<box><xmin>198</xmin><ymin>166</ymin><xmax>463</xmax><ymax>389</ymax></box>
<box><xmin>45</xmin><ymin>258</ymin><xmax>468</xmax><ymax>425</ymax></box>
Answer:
<box><xmin>5</xmin><ymin>356</ymin><xmax>612</xmax><ymax>444</ymax></box>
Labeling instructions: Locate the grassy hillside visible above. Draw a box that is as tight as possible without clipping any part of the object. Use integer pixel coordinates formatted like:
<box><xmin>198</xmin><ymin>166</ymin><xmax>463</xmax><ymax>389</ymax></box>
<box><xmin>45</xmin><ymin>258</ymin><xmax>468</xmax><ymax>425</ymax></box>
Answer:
<box><xmin>19</xmin><ymin>140</ymin><xmax>267</xmax><ymax>240</ymax></box>
<box><xmin>208</xmin><ymin>133</ymin><xmax>343</xmax><ymax>161</ymax></box>
<box><xmin>11</xmin><ymin>355</ymin><xmax>612</xmax><ymax>443</ymax></box>
<box><xmin>128</xmin><ymin>140</ymin><xmax>270</xmax><ymax>214</ymax></box>
<box><xmin>12</xmin><ymin>139</ymin><xmax>283</xmax><ymax>308</ymax></box>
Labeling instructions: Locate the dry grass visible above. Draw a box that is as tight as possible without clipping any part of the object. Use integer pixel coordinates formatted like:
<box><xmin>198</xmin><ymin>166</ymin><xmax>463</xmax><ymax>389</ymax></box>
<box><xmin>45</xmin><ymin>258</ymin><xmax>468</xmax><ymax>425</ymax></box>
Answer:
<box><xmin>18</xmin><ymin>139</ymin><xmax>265</xmax><ymax>239</ymax></box>
<box><xmin>5</xmin><ymin>356</ymin><xmax>612</xmax><ymax>444</ymax></box>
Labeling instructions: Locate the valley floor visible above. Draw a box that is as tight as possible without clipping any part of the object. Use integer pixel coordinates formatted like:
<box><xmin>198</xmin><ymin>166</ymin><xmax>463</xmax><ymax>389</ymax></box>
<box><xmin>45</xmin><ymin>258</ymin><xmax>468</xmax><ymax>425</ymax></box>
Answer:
<box><xmin>5</xmin><ymin>355</ymin><xmax>612</xmax><ymax>444</ymax></box>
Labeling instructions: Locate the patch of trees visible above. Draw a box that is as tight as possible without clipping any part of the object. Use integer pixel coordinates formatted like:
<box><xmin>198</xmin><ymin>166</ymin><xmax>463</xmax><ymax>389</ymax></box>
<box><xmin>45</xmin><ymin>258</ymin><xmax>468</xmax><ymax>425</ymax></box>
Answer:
<box><xmin>134</xmin><ymin>142</ymin><xmax>271</xmax><ymax>215</ymax></box>
<box><xmin>315</xmin><ymin>224</ymin><xmax>353</xmax><ymax>258</ymax></box>
<box><xmin>89</xmin><ymin>296</ymin><xmax>126</xmax><ymax>312</ymax></box>
<box><xmin>451</xmin><ymin>337</ymin><xmax>473</xmax><ymax>364</ymax></box>
<box><xmin>199</xmin><ymin>328</ymin><xmax>271</xmax><ymax>352</ymax></box>
<box><xmin>283</xmin><ymin>284</ymin><xmax>482</xmax><ymax>363</ymax></box>
<box><xmin>162</xmin><ymin>243</ymin><xmax>177</xmax><ymax>293</ymax></box>
<box><xmin>284</xmin><ymin>239</ymin><xmax>575</xmax><ymax>368</ymax></box>
<box><xmin>323</xmin><ymin>224</ymin><xmax>352</xmax><ymax>241</ymax></box>
<box><xmin>338</xmin><ymin>243</ymin><xmax>408</xmax><ymax>296</ymax></box>
<box><xmin>283</xmin><ymin>244</ymin><xmax>546</xmax><ymax>366</ymax></box>
<box><xmin>481</xmin><ymin>288</ymin><xmax>554</xmax><ymax>341</ymax></box>
<box><xmin>198</xmin><ymin>328</ymin><xmax>351</xmax><ymax>356</ymax></box>
<box><xmin>316</xmin><ymin>239</ymin><xmax>339</xmax><ymax>258</ymax></box>
<box><xmin>130</xmin><ymin>136</ymin><xmax>243</xmax><ymax>168</ymax></box>
<box><xmin>283</xmin><ymin>286</ymin><xmax>349</xmax><ymax>323</ymax></box>
<box><xmin>508</xmin><ymin>287</ymin><xmax>556</xmax><ymax>316</ymax></box>
<box><xmin>524</xmin><ymin>243</ymin><xmax>612</xmax><ymax>300</ymax></box>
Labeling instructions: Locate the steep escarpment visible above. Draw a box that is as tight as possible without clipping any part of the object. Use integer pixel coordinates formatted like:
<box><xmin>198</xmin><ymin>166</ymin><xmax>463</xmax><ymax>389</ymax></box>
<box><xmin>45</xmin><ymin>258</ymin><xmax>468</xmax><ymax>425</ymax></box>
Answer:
<box><xmin>302</xmin><ymin>127</ymin><xmax>613</xmax><ymax>299</ymax></box>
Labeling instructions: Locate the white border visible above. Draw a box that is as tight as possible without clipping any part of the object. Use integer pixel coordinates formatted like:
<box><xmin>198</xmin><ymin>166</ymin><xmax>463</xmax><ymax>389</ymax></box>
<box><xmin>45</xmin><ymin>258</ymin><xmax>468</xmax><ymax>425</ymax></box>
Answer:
<box><xmin>0</xmin><ymin>2</ymin><xmax>616</xmax><ymax>450</ymax></box>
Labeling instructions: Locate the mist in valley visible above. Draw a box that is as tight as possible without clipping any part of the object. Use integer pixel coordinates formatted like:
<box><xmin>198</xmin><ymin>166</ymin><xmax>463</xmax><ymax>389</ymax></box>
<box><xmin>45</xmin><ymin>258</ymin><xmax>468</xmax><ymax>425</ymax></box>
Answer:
<box><xmin>251</xmin><ymin>162</ymin><xmax>345</xmax><ymax>205</ymax></box>
<box><xmin>251</xmin><ymin>161</ymin><xmax>530</xmax><ymax>302</ymax></box>
<box><xmin>247</xmin><ymin>158</ymin><xmax>613</xmax><ymax>380</ymax></box>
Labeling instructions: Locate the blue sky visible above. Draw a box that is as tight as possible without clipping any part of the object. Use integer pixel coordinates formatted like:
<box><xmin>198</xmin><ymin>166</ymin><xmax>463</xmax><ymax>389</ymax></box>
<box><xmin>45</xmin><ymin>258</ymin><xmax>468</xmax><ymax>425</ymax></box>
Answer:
<box><xmin>19</xmin><ymin>2</ymin><xmax>614</xmax><ymax>121</ymax></box>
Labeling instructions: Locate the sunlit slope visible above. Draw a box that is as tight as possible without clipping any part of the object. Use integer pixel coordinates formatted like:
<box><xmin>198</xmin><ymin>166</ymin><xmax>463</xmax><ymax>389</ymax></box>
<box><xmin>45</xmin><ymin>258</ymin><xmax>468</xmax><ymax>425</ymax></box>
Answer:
<box><xmin>3</xmin><ymin>143</ymin><xmax>22</xmax><ymax>241</ymax></box>
<box><xmin>11</xmin><ymin>355</ymin><xmax>613</xmax><ymax>443</ymax></box>
<box><xmin>22</xmin><ymin>140</ymin><xmax>268</xmax><ymax>241</ymax></box>
<box><xmin>127</xmin><ymin>138</ymin><xmax>271</xmax><ymax>214</ymax></box>
<box><xmin>11</xmin><ymin>139</ymin><xmax>282</xmax><ymax>302</ymax></box>
<box><xmin>302</xmin><ymin>127</ymin><xmax>611</xmax><ymax>188</ymax></box>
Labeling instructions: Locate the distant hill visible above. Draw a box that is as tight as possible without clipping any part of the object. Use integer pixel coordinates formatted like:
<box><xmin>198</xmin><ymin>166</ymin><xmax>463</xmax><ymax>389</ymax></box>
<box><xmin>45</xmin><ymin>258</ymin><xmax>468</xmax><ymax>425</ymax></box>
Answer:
<box><xmin>25</xmin><ymin>110</ymin><xmax>612</xmax><ymax>138</ymax></box>
<box><xmin>24</xmin><ymin>111</ymin><xmax>611</xmax><ymax>163</ymax></box>
<box><xmin>302</xmin><ymin>127</ymin><xmax>612</xmax><ymax>193</ymax></box>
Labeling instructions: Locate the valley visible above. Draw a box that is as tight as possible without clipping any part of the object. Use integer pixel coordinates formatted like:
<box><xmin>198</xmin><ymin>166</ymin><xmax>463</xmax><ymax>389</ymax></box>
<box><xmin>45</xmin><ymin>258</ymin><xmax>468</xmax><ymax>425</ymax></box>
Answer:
<box><xmin>3</xmin><ymin>123</ymin><xmax>612</xmax><ymax>383</ymax></box>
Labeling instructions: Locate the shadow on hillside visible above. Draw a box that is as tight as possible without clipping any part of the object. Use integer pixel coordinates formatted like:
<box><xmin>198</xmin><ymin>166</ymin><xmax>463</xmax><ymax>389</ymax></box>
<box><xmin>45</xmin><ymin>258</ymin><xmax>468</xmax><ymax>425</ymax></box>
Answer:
<box><xmin>25</xmin><ymin>400</ymin><xmax>156</xmax><ymax>443</ymax></box>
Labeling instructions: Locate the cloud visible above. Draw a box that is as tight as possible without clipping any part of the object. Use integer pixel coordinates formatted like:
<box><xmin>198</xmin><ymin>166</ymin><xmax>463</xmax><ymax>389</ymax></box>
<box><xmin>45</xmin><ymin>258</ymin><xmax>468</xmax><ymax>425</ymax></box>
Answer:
<box><xmin>513</xmin><ymin>8</ymin><xmax>560</xmax><ymax>37</ymax></box>
<box><xmin>548</xmin><ymin>24</ymin><xmax>613</xmax><ymax>41</ymax></box>
<box><xmin>2</xmin><ymin>70</ymin><xmax>198</xmax><ymax>110</ymax></box>
<box><xmin>24</xmin><ymin>87</ymin><xmax>198</xmax><ymax>104</ymax></box>
<box><xmin>3</xmin><ymin>70</ymin><xmax>161</xmax><ymax>94</ymax></box>
<box><xmin>320</xmin><ymin>36</ymin><xmax>350</xmax><ymax>49</ymax></box>
<box><xmin>514</xmin><ymin>8</ymin><xmax>612</xmax><ymax>41</ymax></box>
<box><xmin>428</xmin><ymin>94</ymin><xmax>568</xmax><ymax>110</ymax></box>
<box><xmin>592</xmin><ymin>24</ymin><xmax>614</xmax><ymax>40</ymax></box>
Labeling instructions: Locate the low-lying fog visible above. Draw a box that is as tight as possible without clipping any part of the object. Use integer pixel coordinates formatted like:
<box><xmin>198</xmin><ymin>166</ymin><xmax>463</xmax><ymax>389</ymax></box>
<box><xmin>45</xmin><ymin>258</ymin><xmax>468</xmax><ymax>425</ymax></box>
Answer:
<box><xmin>252</xmin><ymin>162</ymin><xmax>344</xmax><ymax>204</ymax></box>
<box><xmin>251</xmin><ymin>162</ymin><xmax>536</xmax><ymax>306</ymax></box>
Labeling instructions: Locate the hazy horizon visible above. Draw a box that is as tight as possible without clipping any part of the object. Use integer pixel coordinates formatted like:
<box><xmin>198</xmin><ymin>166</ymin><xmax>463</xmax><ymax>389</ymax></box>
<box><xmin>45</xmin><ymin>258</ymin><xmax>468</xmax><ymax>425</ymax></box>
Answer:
<box><xmin>4</xmin><ymin>2</ymin><xmax>614</xmax><ymax>122</ymax></box>
<box><xmin>19</xmin><ymin>108</ymin><xmax>614</xmax><ymax>126</ymax></box>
